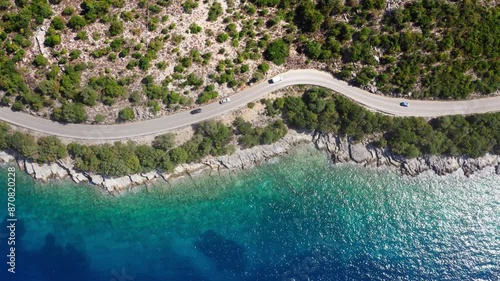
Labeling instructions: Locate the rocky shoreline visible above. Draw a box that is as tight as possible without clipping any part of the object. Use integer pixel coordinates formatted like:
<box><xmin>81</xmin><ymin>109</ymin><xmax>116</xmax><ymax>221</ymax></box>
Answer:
<box><xmin>312</xmin><ymin>132</ymin><xmax>500</xmax><ymax>177</ymax></box>
<box><xmin>0</xmin><ymin>130</ymin><xmax>498</xmax><ymax>194</ymax></box>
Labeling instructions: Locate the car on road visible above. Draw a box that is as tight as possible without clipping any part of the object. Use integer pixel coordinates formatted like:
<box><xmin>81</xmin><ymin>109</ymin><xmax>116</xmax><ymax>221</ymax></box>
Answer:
<box><xmin>400</xmin><ymin>102</ymin><xmax>409</xmax><ymax>107</ymax></box>
<box><xmin>219</xmin><ymin>98</ymin><xmax>230</xmax><ymax>104</ymax></box>
<box><xmin>190</xmin><ymin>108</ymin><xmax>202</xmax><ymax>114</ymax></box>
<box><xmin>269</xmin><ymin>76</ymin><xmax>283</xmax><ymax>83</ymax></box>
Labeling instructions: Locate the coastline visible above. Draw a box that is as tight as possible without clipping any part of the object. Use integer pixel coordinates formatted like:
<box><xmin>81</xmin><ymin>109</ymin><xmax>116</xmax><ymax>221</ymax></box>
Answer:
<box><xmin>0</xmin><ymin>130</ymin><xmax>499</xmax><ymax>194</ymax></box>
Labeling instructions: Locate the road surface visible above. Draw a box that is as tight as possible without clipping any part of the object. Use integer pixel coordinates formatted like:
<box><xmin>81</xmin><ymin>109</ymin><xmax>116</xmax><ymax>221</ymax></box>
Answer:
<box><xmin>0</xmin><ymin>69</ymin><xmax>499</xmax><ymax>140</ymax></box>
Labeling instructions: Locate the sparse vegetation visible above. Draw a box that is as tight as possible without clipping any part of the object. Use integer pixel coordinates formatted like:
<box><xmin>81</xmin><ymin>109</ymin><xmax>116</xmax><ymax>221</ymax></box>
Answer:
<box><xmin>0</xmin><ymin>0</ymin><xmax>496</xmax><ymax>130</ymax></box>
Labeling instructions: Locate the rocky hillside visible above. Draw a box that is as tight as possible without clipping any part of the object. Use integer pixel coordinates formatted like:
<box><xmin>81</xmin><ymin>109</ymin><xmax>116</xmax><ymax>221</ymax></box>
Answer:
<box><xmin>0</xmin><ymin>0</ymin><xmax>498</xmax><ymax>124</ymax></box>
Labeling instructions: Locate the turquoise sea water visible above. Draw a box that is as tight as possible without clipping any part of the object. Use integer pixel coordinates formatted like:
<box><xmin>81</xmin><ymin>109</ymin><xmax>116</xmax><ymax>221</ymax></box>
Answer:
<box><xmin>0</xmin><ymin>147</ymin><xmax>499</xmax><ymax>281</ymax></box>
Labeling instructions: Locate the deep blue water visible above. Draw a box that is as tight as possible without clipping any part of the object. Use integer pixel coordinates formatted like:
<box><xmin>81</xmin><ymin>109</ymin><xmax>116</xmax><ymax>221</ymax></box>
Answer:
<box><xmin>0</xmin><ymin>147</ymin><xmax>499</xmax><ymax>281</ymax></box>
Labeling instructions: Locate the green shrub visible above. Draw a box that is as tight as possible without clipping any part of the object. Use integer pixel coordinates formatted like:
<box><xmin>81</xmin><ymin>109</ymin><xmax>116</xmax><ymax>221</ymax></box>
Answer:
<box><xmin>109</xmin><ymin>20</ymin><xmax>124</xmax><ymax>36</ymax></box>
<box><xmin>94</xmin><ymin>114</ymin><xmax>105</xmax><ymax>123</ymax></box>
<box><xmin>68</xmin><ymin>15</ymin><xmax>87</xmax><ymax>30</ymax></box>
<box><xmin>119</xmin><ymin>107</ymin><xmax>135</xmax><ymax>121</ymax></box>
<box><xmin>52</xmin><ymin>103</ymin><xmax>88</xmax><ymax>123</ymax></box>
<box><xmin>264</xmin><ymin>39</ymin><xmax>289</xmax><ymax>65</ymax></box>
<box><xmin>44</xmin><ymin>34</ymin><xmax>61</xmax><ymax>47</ymax></box>
<box><xmin>189</xmin><ymin>23</ymin><xmax>202</xmax><ymax>34</ymax></box>
<box><xmin>62</xmin><ymin>6</ymin><xmax>75</xmax><ymax>16</ymax></box>
<box><xmin>182</xmin><ymin>0</ymin><xmax>198</xmax><ymax>13</ymax></box>
<box><xmin>208</xmin><ymin>2</ymin><xmax>223</xmax><ymax>21</ymax></box>
<box><xmin>51</xmin><ymin>16</ymin><xmax>66</xmax><ymax>30</ymax></box>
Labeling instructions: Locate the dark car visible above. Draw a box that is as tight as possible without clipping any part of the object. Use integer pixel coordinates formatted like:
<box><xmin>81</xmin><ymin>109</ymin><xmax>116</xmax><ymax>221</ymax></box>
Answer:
<box><xmin>400</xmin><ymin>102</ymin><xmax>409</xmax><ymax>107</ymax></box>
<box><xmin>190</xmin><ymin>108</ymin><xmax>202</xmax><ymax>114</ymax></box>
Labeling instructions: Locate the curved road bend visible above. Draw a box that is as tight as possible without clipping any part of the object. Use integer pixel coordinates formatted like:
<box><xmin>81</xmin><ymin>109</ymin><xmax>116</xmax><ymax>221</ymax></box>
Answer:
<box><xmin>0</xmin><ymin>69</ymin><xmax>499</xmax><ymax>140</ymax></box>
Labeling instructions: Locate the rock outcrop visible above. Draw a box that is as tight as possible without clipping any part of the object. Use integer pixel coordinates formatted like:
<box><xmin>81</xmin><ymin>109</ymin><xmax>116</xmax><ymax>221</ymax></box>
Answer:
<box><xmin>0</xmin><ymin>130</ymin><xmax>498</xmax><ymax>195</ymax></box>
<box><xmin>312</xmin><ymin>132</ymin><xmax>500</xmax><ymax>178</ymax></box>
<box><xmin>203</xmin><ymin>131</ymin><xmax>312</xmax><ymax>171</ymax></box>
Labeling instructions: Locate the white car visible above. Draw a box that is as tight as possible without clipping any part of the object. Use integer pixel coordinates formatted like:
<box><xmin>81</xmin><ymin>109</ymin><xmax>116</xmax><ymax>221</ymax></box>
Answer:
<box><xmin>219</xmin><ymin>98</ymin><xmax>230</xmax><ymax>104</ymax></box>
<box><xmin>269</xmin><ymin>76</ymin><xmax>283</xmax><ymax>83</ymax></box>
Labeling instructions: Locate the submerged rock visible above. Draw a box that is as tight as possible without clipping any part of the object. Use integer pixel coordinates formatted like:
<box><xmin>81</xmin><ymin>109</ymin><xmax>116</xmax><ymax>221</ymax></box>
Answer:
<box><xmin>194</xmin><ymin>230</ymin><xmax>246</xmax><ymax>273</ymax></box>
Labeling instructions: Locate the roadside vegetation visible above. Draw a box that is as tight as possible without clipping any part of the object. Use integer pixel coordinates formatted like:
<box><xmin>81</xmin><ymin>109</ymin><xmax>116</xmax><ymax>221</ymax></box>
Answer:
<box><xmin>0</xmin><ymin>117</ymin><xmax>288</xmax><ymax>176</ymax></box>
<box><xmin>0</xmin><ymin>0</ymin><xmax>497</xmax><ymax>124</ymax></box>
<box><xmin>1</xmin><ymin>86</ymin><xmax>498</xmax><ymax>177</ymax></box>
<box><xmin>264</xmin><ymin>88</ymin><xmax>500</xmax><ymax>158</ymax></box>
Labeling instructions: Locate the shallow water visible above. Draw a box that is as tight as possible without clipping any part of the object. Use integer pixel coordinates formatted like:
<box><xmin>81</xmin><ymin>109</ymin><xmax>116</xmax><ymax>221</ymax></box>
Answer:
<box><xmin>0</xmin><ymin>147</ymin><xmax>498</xmax><ymax>281</ymax></box>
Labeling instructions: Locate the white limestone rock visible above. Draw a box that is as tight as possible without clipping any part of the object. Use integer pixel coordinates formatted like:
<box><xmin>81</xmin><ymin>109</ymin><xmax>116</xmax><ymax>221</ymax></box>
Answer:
<box><xmin>89</xmin><ymin>174</ymin><xmax>104</xmax><ymax>186</ymax></box>
<box><xmin>102</xmin><ymin>176</ymin><xmax>132</xmax><ymax>193</ymax></box>
<box><xmin>129</xmin><ymin>174</ymin><xmax>146</xmax><ymax>185</ymax></box>
<box><xmin>25</xmin><ymin>160</ymin><xmax>35</xmax><ymax>175</ymax></box>
<box><xmin>32</xmin><ymin>162</ymin><xmax>52</xmax><ymax>181</ymax></box>
<box><xmin>72</xmin><ymin>173</ymin><xmax>88</xmax><ymax>184</ymax></box>
<box><xmin>50</xmin><ymin>163</ymin><xmax>68</xmax><ymax>179</ymax></box>
<box><xmin>402</xmin><ymin>158</ymin><xmax>429</xmax><ymax>176</ymax></box>
<box><xmin>349</xmin><ymin>143</ymin><xmax>372</xmax><ymax>164</ymax></box>
<box><xmin>17</xmin><ymin>158</ymin><xmax>25</xmax><ymax>171</ymax></box>
<box><xmin>425</xmin><ymin>155</ymin><xmax>460</xmax><ymax>176</ymax></box>
<box><xmin>0</xmin><ymin>151</ymin><xmax>15</xmax><ymax>163</ymax></box>
<box><xmin>141</xmin><ymin>171</ymin><xmax>158</xmax><ymax>180</ymax></box>
<box><xmin>160</xmin><ymin>172</ymin><xmax>171</xmax><ymax>182</ymax></box>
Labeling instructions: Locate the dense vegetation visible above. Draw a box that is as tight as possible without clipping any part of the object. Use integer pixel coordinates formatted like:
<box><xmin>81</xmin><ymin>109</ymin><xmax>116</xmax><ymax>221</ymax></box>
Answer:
<box><xmin>265</xmin><ymin>88</ymin><xmax>500</xmax><ymax>158</ymax></box>
<box><xmin>0</xmin><ymin>117</ymin><xmax>288</xmax><ymax>176</ymax></box>
<box><xmin>233</xmin><ymin>117</ymin><xmax>288</xmax><ymax>148</ymax></box>
<box><xmin>259</xmin><ymin>0</ymin><xmax>499</xmax><ymax>98</ymax></box>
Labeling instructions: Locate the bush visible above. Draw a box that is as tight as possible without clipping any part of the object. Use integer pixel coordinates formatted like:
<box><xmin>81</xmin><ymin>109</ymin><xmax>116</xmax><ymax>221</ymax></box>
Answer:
<box><xmin>52</xmin><ymin>103</ymin><xmax>88</xmax><ymax>123</ymax></box>
<box><xmin>109</xmin><ymin>20</ymin><xmax>124</xmax><ymax>36</ymax></box>
<box><xmin>208</xmin><ymin>2</ymin><xmax>223</xmax><ymax>21</ymax></box>
<box><xmin>217</xmin><ymin>33</ymin><xmax>229</xmax><ymax>43</ymax></box>
<box><xmin>76</xmin><ymin>31</ymin><xmax>87</xmax><ymax>40</ymax></box>
<box><xmin>68</xmin><ymin>15</ymin><xmax>87</xmax><ymax>30</ymax></box>
<box><xmin>37</xmin><ymin>136</ymin><xmax>67</xmax><ymax>163</ymax></box>
<box><xmin>189</xmin><ymin>23</ymin><xmax>202</xmax><ymax>34</ymax></box>
<box><xmin>62</xmin><ymin>6</ymin><xmax>75</xmax><ymax>16</ymax></box>
<box><xmin>257</xmin><ymin>62</ymin><xmax>270</xmax><ymax>73</ymax></box>
<box><xmin>264</xmin><ymin>39</ymin><xmax>289</xmax><ymax>65</ymax></box>
<box><xmin>51</xmin><ymin>16</ymin><xmax>65</xmax><ymax>30</ymax></box>
<box><xmin>9</xmin><ymin>132</ymin><xmax>38</xmax><ymax>160</ymax></box>
<box><xmin>153</xmin><ymin>133</ymin><xmax>176</xmax><ymax>151</ymax></box>
<box><xmin>182</xmin><ymin>0</ymin><xmax>198</xmax><ymax>13</ymax></box>
<box><xmin>118</xmin><ymin>107</ymin><xmax>135</xmax><ymax>121</ymax></box>
<box><xmin>44</xmin><ymin>34</ymin><xmax>61</xmax><ymax>47</ymax></box>
<box><xmin>94</xmin><ymin>114</ymin><xmax>105</xmax><ymax>123</ymax></box>
<box><xmin>69</xmin><ymin>50</ymin><xmax>81</xmax><ymax>60</ymax></box>
<box><xmin>33</xmin><ymin>55</ymin><xmax>49</xmax><ymax>67</ymax></box>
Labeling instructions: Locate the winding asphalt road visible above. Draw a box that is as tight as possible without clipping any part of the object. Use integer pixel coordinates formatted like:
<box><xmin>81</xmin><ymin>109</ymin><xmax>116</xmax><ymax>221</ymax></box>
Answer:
<box><xmin>1</xmin><ymin>69</ymin><xmax>499</xmax><ymax>140</ymax></box>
